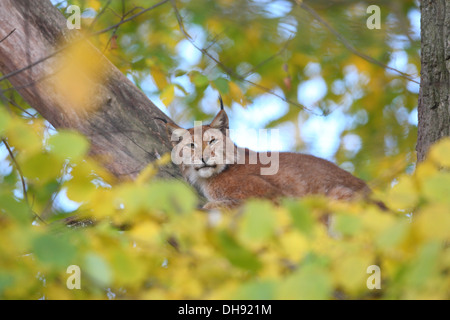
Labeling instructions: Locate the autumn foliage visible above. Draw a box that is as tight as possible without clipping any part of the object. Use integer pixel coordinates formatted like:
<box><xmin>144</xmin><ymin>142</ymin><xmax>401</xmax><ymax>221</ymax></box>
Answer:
<box><xmin>0</xmin><ymin>0</ymin><xmax>448</xmax><ymax>300</ymax></box>
<box><xmin>0</xmin><ymin>109</ymin><xmax>449</xmax><ymax>299</ymax></box>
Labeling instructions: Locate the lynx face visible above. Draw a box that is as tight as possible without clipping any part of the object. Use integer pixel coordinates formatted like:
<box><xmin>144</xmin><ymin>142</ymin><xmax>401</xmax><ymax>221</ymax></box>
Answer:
<box><xmin>166</xmin><ymin>110</ymin><xmax>237</xmax><ymax>183</ymax></box>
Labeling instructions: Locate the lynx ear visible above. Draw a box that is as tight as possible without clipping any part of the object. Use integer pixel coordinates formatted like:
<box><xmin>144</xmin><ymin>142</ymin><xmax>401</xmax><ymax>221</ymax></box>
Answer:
<box><xmin>210</xmin><ymin>110</ymin><xmax>229</xmax><ymax>132</ymax></box>
<box><xmin>154</xmin><ymin>117</ymin><xmax>187</xmax><ymax>146</ymax></box>
<box><xmin>166</xmin><ymin>123</ymin><xmax>188</xmax><ymax>146</ymax></box>
<box><xmin>210</xmin><ymin>96</ymin><xmax>228</xmax><ymax>132</ymax></box>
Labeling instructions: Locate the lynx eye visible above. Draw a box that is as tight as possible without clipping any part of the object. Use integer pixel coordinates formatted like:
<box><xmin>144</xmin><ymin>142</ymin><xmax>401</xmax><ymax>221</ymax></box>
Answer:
<box><xmin>209</xmin><ymin>138</ymin><xmax>216</xmax><ymax>145</ymax></box>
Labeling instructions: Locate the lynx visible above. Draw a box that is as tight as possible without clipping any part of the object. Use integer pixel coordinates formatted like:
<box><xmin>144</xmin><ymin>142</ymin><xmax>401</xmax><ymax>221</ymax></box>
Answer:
<box><xmin>158</xmin><ymin>98</ymin><xmax>381</xmax><ymax>210</ymax></box>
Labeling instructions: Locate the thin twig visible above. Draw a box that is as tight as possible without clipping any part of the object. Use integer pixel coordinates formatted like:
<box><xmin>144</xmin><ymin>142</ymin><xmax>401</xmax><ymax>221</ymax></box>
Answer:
<box><xmin>243</xmin><ymin>36</ymin><xmax>293</xmax><ymax>78</ymax></box>
<box><xmin>0</xmin><ymin>0</ymin><xmax>170</xmax><ymax>84</ymax></box>
<box><xmin>0</xmin><ymin>71</ymin><xmax>58</xmax><ymax>94</ymax></box>
<box><xmin>92</xmin><ymin>0</ymin><xmax>170</xmax><ymax>36</ymax></box>
<box><xmin>2</xmin><ymin>139</ymin><xmax>28</xmax><ymax>204</ymax></box>
<box><xmin>0</xmin><ymin>89</ymin><xmax>36</xmax><ymax>118</ymax></box>
<box><xmin>0</xmin><ymin>28</ymin><xmax>16</xmax><ymax>44</ymax></box>
<box><xmin>171</xmin><ymin>0</ymin><xmax>317</xmax><ymax>114</ymax></box>
<box><xmin>204</xmin><ymin>31</ymin><xmax>225</xmax><ymax>51</ymax></box>
<box><xmin>297</xmin><ymin>1</ymin><xmax>419</xmax><ymax>84</ymax></box>
<box><xmin>1</xmin><ymin>139</ymin><xmax>47</xmax><ymax>224</ymax></box>
<box><xmin>87</xmin><ymin>0</ymin><xmax>113</xmax><ymax>32</ymax></box>
<box><xmin>101</xmin><ymin>4</ymin><xmax>147</xmax><ymax>54</ymax></box>
<box><xmin>0</xmin><ymin>47</ymin><xmax>62</xmax><ymax>83</ymax></box>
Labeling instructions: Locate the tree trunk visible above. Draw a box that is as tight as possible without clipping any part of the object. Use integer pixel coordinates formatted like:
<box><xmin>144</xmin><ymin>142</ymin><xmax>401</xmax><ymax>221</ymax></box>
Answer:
<box><xmin>417</xmin><ymin>0</ymin><xmax>450</xmax><ymax>162</ymax></box>
<box><xmin>0</xmin><ymin>0</ymin><xmax>181</xmax><ymax>180</ymax></box>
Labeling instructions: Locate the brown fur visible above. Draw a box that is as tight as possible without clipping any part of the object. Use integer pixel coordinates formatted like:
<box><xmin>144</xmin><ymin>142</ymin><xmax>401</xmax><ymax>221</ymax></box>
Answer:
<box><xmin>162</xmin><ymin>108</ymin><xmax>374</xmax><ymax>210</ymax></box>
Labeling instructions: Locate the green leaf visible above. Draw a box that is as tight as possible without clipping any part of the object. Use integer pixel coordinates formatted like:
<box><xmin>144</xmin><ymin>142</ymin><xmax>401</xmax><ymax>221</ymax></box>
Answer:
<box><xmin>0</xmin><ymin>273</ymin><xmax>15</xmax><ymax>297</ymax></box>
<box><xmin>32</xmin><ymin>233</ymin><xmax>77</xmax><ymax>268</ymax></box>
<box><xmin>213</xmin><ymin>78</ymin><xmax>230</xmax><ymax>95</ymax></box>
<box><xmin>111</xmin><ymin>251</ymin><xmax>145</xmax><ymax>287</ymax></box>
<box><xmin>0</xmin><ymin>191</ymin><xmax>31</xmax><ymax>224</ymax></box>
<box><xmin>215</xmin><ymin>230</ymin><xmax>261</xmax><ymax>273</ymax></box>
<box><xmin>146</xmin><ymin>180</ymin><xmax>197</xmax><ymax>215</ymax></box>
<box><xmin>0</xmin><ymin>108</ymin><xmax>11</xmax><ymax>134</ymax></box>
<box><xmin>277</xmin><ymin>260</ymin><xmax>332</xmax><ymax>299</ymax></box>
<box><xmin>189</xmin><ymin>71</ymin><xmax>209</xmax><ymax>88</ymax></box>
<box><xmin>404</xmin><ymin>241</ymin><xmax>441</xmax><ymax>288</ymax></box>
<box><xmin>84</xmin><ymin>252</ymin><xmax>112</xmax><ymax>287</ymax></box>
<box><xmin>375</xmin><ymin>220</ymin><xmax>409</xmax><ymax>249</ymax></box>
<box><xmin>238</xmin><ymin>200</ymin><xmax>276</xmax><ymax>244</ymax></box>
<box><xmin>48</xmin><ymin>130</ymin><xmax>89</xmax><ymax>161</ymax></box>
<box><xmin>21</xmin><ymin>152</ymin><xmax>62</xmax><ymax>183</ymax></box>
<box><xmin>334</xmin><ymin>214</ymin><xmax>362</xmax><ymax>237</ymax></box>
<box><xmin>422</xmin><ymin>172</ymin><xmax>450</xmax><ymax>204</ymax></box>
<box><xmin>284</xmin><ymin>200</ymin><xmax>314</xmax><ymax>236</ymax></box>
<box><xmin>233</xmin><ymin>280</ymin><xmax>276</xmax><ymax>299</ymax></box>
<box><xmin>174</xmin><ymin>69</ymin><xmax>187</xmax><ymax>77</ymax></box>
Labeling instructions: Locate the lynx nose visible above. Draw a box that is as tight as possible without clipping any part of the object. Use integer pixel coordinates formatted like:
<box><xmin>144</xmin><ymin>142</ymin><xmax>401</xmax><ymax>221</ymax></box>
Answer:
<box><xmin>201</xmin><ymin>156</ymin><xmax>214</xmax><ymax>166</ymax></box>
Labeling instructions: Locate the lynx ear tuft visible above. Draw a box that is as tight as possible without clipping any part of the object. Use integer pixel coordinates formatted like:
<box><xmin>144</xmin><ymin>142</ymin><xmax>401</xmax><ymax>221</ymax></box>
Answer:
<box><xmin>218</xmin><ymin>95</ymin><xmax>224</xmax><ymax>110</ymax></box>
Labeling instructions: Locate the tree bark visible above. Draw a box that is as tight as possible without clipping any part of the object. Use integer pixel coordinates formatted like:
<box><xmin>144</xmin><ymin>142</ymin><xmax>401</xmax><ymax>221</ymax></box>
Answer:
<box><xmin>417</xmin><ymin>0</ymin><xmax>450</xmax><ymax>162</ymax></box>
<box><xmin>0</xmin><ymin>0</ymin><xmax>181</xmax><ymax>180</ymax></box>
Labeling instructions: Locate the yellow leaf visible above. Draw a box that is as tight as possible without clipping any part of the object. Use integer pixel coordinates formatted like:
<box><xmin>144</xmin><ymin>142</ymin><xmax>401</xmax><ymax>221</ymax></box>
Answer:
<box><xmin>160</xmin><ymin>84</ymin><xmax>175</xmax><ymax>106</ymax></box>
<box><xmin>151</xmin><ymin>68</ymin><xmax>168</xmax><ymax>89</ymax></box>
<box><xmin>65</xmin><ymin>163</ymin><xmax>97</xmax><ymax>203</ymax></box>
<box><xmin>258</xmin><ymin>248</ymin><xmax>283</xmax><ymax>278</ymax></box>
<box><xmin>88</xmin><ymin>189</ymin><xmax>116</xmax><ymax>219</ymax></box>
<box><xmin>332</xmin><ymin>253</ymin><xmax>373</xmax><ymax>295</ymax></box>
<box><xmin>385</xmin><ymin>174</ymin><xmax>419</xmax><ymax>210</ymax></box>
<box><xmin>155</xmin><ymin>152</ymin><xmax>172</xmax><ymax>167</ymax></box>
<box><xmin>415</xmin><ymin>204</ymin><xmax>450</xmax><ymax>241</ymax></box>
<box><xmin>279</xmin><ymin>230</ymin><xmax>309</xmax><ymax>262</ymax></box>
<box><xmin>0</xmin><ymin>108</ymin><xmax>11</xmax><ymax>134</ymax></box>
<box><xmin>44</xmin><ymin>283</ymin><xmax>76</xmax><ymax>300</ymax></box>
<box><xmin>6</xmin><ymin>122</ymin><xmax>42</xmax><ymax>157</ymax></box>
<box><xmin>129</xmin><ymin>221</ymin><xmax>161</xmax><ymax>245</ymax></box>
<box><xmin>237</xmin><ymin>200</ymin><xmax>277</xmax><ymax>248</ymax></box>
<box><xmin>415</xmin><ymin>160</ymin><xmax>439</xmax><ymax>185</ymax></box>
<box><xmin>361</xmin><ymin>207</ymin><xmax>396</xmax><ymax>235</ymax></box>
<box><xmin>87</xmin><ymin>0</ymin><xmax>101</xmax><ymax>11</ymax></box>
<box><xmin>207</xmin><ymin>18</ymin><xmax>224</xmax><ymax>34</ymax></box>
<box><xmin>135</xmin><ymin>164</ymin><xmax>157</xmax><ymax>186</ymax></box>
<box><xmin>428</xmin><ymin>138</ymin><xmax>450</xmax><ymax>167</ymax></box>
<box><xmin>422</xmin><ymin>172</ymin><xmax>450</xmax><ymax>204</ymax></box>
<box><xmin>47</xmin><ymin>39</ymin><xmax>108</xmax><ymax>113</ymax></box>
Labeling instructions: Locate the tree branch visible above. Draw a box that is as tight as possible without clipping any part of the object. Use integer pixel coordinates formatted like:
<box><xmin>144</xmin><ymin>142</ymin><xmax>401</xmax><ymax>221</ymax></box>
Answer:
<box><xmin>0</xmin><ymin>0</ymin><xmax>170</xmax><ymax>84</ymax></box>
<box><xmin>242</xmin><ymin>36</ymin><xmax>293</xmax><ymax>78</ymax></box>
<box><xmin>0</xmin><ymin>28</ymin><xmax>15</xmax><ymax>44</ymax></box>
<box><xmin>296</xmin><ymin>1</ymin><xmax>420</xmax><ymax>84</ymax></box>
<box><xmin>170</xmin><ymin>0</ymin><xmax>318</xmax><ymax>114</ymax></box>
